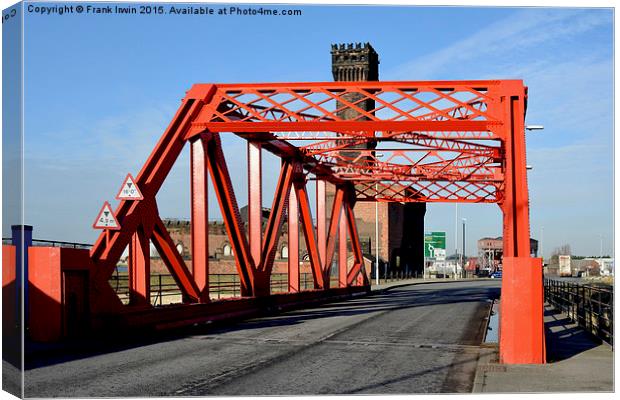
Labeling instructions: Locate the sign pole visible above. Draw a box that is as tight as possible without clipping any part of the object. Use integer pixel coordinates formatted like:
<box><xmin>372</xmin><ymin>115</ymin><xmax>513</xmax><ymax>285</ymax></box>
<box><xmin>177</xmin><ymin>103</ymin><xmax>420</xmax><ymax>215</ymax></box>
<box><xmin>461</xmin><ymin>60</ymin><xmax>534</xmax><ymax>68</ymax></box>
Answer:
<box><xmin>375</xmin><ymin>186</ymin><xmax>379</xmax><ymax>286</ymax></box>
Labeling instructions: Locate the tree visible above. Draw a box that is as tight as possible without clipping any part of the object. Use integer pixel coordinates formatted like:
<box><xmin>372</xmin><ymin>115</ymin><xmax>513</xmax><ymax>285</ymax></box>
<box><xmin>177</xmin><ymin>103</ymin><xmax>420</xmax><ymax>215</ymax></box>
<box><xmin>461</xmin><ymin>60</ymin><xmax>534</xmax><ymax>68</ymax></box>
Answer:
<box><xmin>550</xmin><ymin>244</ymin><xmax>572</xmax><ymax>264</ymax></box>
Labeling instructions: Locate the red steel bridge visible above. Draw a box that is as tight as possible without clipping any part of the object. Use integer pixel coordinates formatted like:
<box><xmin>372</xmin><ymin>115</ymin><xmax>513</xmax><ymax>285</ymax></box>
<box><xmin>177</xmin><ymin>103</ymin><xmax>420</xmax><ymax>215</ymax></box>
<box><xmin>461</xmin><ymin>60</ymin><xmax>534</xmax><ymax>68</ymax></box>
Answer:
<box><xmin>25</xmin><ymin>79</ymin><xmax>545</xmax><ymax>364</ymax></box>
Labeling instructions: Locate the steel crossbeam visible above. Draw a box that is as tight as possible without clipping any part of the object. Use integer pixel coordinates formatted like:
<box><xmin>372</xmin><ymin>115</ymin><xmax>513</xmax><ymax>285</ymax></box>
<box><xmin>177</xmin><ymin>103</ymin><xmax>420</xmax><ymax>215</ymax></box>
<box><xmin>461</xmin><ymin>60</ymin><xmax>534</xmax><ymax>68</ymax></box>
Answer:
<box><xmin>88</xmin><ymin>80</ymin><xmax>544</xmax><ymax>365</ymax></box>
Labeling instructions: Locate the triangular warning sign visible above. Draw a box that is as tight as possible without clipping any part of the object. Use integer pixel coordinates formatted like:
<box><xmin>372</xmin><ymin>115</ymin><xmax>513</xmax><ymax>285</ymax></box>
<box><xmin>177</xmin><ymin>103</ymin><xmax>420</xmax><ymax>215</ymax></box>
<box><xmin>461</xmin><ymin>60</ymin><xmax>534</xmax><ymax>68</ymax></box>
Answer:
<box><xmin>116</xmin><ymin>173</ymin><xmax>143</xmax><ymax>200</ymax></box>
<box><xmin>93</xmin><ymin>201</ymin><xmax>120</xmax><ymax>230</ymax></box>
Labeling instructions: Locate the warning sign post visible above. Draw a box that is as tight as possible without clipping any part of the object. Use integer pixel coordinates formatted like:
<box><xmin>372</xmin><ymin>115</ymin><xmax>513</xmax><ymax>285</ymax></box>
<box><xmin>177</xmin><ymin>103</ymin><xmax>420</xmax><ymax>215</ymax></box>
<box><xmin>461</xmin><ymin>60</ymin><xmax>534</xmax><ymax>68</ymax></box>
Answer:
<box><xmin>116</xmin><ymin>173</ymin><xmax>143</xmax><ymax>200</ymax></box>
<box><xmin>93</xmin><ymin>201</ymin><xmax>120</xmax><ymax>230</ymax></box>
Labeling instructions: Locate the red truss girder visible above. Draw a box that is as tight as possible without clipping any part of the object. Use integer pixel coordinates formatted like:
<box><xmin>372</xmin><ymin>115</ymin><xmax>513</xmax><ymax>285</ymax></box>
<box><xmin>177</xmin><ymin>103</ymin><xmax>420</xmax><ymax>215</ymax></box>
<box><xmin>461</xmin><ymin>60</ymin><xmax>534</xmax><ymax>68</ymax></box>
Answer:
<box><xmin>89</xmin><ymin>79</ymin><xmax>543</xmax><ymax>365</ymax></box>
<box><xmin>182</xmin><ymin>80</ymin><xmax>511</xmax><ymax>204</ymax></box>
<box><xmin>189</xmin><ymin>81</ymin><xmax>502</xmax><ymax>130</ymax></box>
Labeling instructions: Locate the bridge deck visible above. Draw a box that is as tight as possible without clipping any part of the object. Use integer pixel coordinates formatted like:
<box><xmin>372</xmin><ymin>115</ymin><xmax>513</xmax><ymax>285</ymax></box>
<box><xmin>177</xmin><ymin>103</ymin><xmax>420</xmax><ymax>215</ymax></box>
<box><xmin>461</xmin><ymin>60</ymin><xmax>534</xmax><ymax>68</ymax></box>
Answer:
<box><xmin>24</xmin><ymin>280</ymin><xmax>499</xmax><ymax>396</ymax></box>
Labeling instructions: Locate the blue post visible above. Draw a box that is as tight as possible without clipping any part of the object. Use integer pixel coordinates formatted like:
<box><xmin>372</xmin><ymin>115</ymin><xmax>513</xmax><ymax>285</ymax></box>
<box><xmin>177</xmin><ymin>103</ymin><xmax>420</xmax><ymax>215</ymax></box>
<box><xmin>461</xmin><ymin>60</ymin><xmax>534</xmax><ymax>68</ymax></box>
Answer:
<box><xmin>11</xmin><ymin>225</ymin><xmax>32</xmax><ymax>328</ymax></box>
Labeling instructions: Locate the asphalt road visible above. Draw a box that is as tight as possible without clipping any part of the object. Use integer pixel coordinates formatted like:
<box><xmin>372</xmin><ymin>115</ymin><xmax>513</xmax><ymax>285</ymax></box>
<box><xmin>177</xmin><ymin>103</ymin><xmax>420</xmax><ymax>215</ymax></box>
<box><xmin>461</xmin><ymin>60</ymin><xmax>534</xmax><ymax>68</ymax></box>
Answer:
<box><xmin>25</xmin><ymin>280</ymin><xmax>500</xmax><ymax>397</ymax></box>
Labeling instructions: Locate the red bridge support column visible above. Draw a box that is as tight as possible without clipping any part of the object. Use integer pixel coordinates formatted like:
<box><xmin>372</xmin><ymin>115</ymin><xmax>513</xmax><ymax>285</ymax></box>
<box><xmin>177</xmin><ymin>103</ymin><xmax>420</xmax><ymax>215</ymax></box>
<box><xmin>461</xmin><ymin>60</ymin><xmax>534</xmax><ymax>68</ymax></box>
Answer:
<box><xmin>248</xmin><ymin>141</ymin><xmax>263</xmax><ymax>269</ymax></box>
<box><xmin>316</xmin><ymin>179</ymin><xmax>327</xmax><ymax>288</ymax></box>
<box><xmin>498</xmin><ymin>82</ymin><xmax>545</xmax><ymax>364</ymax></box>
<box><xmin>129</xmin><ymin>229</ymin><xmax>150</xmax><ymax>306</ymax></box>
<box><xmin>190</xmin><ymin>136</ymin><xmax>209</xmax><ymax>302</ymax></box>
<box><xmin>500</xmin><ymin>257</ymin><xmax>545</xmax><ymax>363</ymax></box>
<box><xmin>338</xmin><ymin>208</ymin><xmax>348</xmax><ymax>288</ymax></box>
<box><xmin>288</xmin><ymin>184</ymin><xmax>300</xmax><ymax>292</ymax></box>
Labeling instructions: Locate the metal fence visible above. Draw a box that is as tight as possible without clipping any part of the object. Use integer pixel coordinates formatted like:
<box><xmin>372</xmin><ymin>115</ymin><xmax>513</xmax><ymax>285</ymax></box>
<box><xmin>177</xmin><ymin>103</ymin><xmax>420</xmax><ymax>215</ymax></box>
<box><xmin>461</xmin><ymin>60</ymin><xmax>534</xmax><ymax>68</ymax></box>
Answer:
<box><xmin>109</xmin><ymin>273</ymin><xmax>334</xmax><ymax>306</ymax></box>
<box><xmin>544</xmin><ymin>278</ymin><xmax>613</xmax><ymax>345</ymax></box>
<box><xmin>2</xmin><ymin>237</ymin><xmax>93</xmax><ymax>249</ymax></box>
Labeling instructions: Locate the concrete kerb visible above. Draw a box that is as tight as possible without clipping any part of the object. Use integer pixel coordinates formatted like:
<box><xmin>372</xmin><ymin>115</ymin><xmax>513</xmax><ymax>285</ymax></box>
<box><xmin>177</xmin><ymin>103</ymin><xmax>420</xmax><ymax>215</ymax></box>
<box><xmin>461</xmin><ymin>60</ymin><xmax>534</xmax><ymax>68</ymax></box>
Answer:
<box><xmin>472</xmin><ymin>347</ymin><xmax>500</xmax><ymax>392</ymax></box>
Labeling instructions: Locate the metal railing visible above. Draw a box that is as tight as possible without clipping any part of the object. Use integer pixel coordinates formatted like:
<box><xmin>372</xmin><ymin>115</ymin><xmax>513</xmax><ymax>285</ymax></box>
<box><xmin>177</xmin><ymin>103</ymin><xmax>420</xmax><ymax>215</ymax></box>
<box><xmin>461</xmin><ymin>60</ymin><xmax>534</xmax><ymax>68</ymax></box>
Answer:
<box><xmin>108</xmin><ymin>270</ymin><xmax>435</xmax><ymax>305</ymax></box>
<box><xmin>380</xmin><ymin>270</ymin><xmax>423</xmax><ymax>282</ymax></box>
<box><xmin>109</xmin><ymin>273</ymin><xmax>333</xmax><ymax>306</ymax></box>
<box><xmin>2</xmin><ymin>237</ymin><xmax>93</xmax><ymax>249</ymax></box>
<box><xmin>31</xmin><ymin>239</ymin><xmax>93</xmax><ymax>249</ymax></box>
<box><xmin>544</xmin><ymin>278</ymin><xmax>613</xmax><ymax>345</ymax></box>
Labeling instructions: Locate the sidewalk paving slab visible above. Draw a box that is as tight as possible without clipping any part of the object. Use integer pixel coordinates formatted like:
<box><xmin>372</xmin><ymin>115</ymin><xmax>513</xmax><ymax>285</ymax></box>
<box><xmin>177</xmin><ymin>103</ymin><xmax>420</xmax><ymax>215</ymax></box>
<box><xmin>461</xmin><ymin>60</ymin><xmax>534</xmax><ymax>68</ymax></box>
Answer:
<box><xmin>473</xmin><ymin>303</ymin><xmax>613</xmax><ymax>393</ymax></box>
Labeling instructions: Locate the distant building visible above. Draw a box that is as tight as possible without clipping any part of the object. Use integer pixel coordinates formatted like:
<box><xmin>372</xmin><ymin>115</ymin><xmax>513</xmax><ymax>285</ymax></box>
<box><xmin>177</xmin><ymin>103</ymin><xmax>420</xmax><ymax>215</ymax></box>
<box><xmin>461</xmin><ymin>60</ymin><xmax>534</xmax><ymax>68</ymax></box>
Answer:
<box><xmin>572</xmin><ymin>258</ymin><xmax>612</xmax><ymax>277</ymax></box>
<box><xmin>593</xmin><ymin>258</ymin><xmax>615</xmax><ymax>276</ymax></box>
<box><xmin>477</xmin><ymin>236</ymin><xmax>539</xmax><ymax>271</ymax></box>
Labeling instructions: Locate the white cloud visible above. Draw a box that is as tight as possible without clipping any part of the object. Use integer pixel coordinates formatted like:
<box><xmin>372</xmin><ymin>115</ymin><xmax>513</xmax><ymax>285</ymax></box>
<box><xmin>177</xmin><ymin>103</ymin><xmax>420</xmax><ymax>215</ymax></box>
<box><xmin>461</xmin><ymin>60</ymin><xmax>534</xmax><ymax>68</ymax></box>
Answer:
<box><xmin>385</xmin><ymin>9</ymin><xmax>611</xmax><ymax>80</ymax></box>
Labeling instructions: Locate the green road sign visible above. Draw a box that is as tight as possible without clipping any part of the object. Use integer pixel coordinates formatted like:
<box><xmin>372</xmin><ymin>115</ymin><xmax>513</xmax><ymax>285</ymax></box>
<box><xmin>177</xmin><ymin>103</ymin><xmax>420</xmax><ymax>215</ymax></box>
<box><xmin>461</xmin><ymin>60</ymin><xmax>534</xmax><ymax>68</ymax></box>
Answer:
<box><xmin>424</xmin><ymin>231</ymin><xmax>446</xmax><ymax>258</ymax></box>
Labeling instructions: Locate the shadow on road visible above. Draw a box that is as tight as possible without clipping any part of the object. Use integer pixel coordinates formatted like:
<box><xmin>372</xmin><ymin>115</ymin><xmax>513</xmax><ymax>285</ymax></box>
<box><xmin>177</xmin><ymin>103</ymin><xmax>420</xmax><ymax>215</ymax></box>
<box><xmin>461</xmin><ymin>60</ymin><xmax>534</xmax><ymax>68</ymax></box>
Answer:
<box><xmin>214</xmin><ymin>284</ymin><xmax>499</xmax><ymax>334</ymax></box>
<box><xmin>26</xmin><ymin>281</ymin><xmax>500</xmax><ymax>370</ymax></box>
<box><xmin>338</xmin><ymin>352</ymin><xmax>481</xmax><ymax>394</ymax></box>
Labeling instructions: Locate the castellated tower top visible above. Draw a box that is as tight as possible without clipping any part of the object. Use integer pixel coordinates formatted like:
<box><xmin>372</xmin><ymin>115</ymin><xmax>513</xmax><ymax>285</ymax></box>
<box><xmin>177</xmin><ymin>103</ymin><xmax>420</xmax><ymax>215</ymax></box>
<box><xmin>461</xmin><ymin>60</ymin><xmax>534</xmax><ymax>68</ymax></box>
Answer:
<box><xmin>331</xmin><ymin>42</ymin><xmax>379</xmax><ymax>81</ymax></box>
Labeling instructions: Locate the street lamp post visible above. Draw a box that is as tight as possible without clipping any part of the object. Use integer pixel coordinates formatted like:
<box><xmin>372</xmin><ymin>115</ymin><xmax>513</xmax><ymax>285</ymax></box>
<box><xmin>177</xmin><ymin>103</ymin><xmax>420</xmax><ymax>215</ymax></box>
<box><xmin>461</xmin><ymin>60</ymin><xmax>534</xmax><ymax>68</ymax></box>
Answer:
<box><xmin>455</xmin><ymin>203</ymin><xmax>458</xmax><ymax>277</ymax></box>
<box><xmin>375</xmin><ymin>182</ymin><xmax>379</xmax><ymax>286</ymax></box>
<box><xmin>540</xmin><ymin>226</ymin><xmax>544</xmax><ymax>264</ymax></box>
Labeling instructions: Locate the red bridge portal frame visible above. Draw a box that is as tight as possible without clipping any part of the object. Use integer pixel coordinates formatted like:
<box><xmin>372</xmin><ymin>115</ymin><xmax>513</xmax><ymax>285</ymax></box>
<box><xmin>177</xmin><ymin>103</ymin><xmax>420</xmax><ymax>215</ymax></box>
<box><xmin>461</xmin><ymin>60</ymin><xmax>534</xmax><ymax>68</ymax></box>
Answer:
<box><xmin>89</xmin><ymin>80</ymin><xmax>544</xmax><ymax>364</ymax></box>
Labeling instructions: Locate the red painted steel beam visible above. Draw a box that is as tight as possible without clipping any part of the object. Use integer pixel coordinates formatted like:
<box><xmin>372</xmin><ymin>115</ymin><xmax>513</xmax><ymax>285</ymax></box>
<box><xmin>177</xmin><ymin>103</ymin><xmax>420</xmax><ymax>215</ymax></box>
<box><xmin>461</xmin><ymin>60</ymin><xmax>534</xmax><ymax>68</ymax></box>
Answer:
<box><xmin>200</xmin><ymin>121</ymin><xmax>497</xmax><ymax>133</ymax></box>
<box><xmin>338</xmin><ymin>207</ymin><xmax>348</xmax><ymax>288</ymax></box>
<box><xmin>151</xmin><ymin>217</ymin><xmax>201</xmax><ymax>302</ymax></box>
<box><xmin>204</xmin><ymin>133</ymin><xmax>256</xmax><ymax>296</ymax></box>
<box><xmin>294</xmin><ymin>179</ymin><xmax>325</xmax><ymax>289</ymax></box>
<box><xmin>128</xmin><ymin>229</ymin><xmax>150</xmax><ymax>306</ymax></box>
<box><xmin>213</xmin><ymin>79</ymin><xmax>504</xmax><ymax>93</ymax></box>
<box><xmin>324</xmin><ymin>187</ymin><xmax>345</xmax><ymax>279</ymax></box>
<box><xmin>275</xmin><ymin>131</ymin><xmax>499</xmax><ymax>141</ymax></box>
<box><xmin>213</xmin><ymin>79</ymin><xmax>504</xmax><ymax>88</ymax></box>
<box><xmin>190</xmin><ymin>136</ymin><xmax>210</xmax><ymax>302</ymax></box>
<box><xmin>344</xmin><ymin>198</ymin><xmax>367</xmax><ymax>286</ymax></box>
<box><xmin>260</xmin><ymin>162</ymin><xmax>294</xmax><ymax>277</ymax></box>
<box><xmin>248</xmin><ymin>141</ymin><xmax>263</xmax><ymax>269</ymax></box>
<box><xmin>316</xmin><ymin>180</ymin><xmax>327</xmax><ymax>279</ymax></box>
<box><xmin>288</xmin><ymin>182</ymin><xmax>300</xmax><ymax>293</ymax></box>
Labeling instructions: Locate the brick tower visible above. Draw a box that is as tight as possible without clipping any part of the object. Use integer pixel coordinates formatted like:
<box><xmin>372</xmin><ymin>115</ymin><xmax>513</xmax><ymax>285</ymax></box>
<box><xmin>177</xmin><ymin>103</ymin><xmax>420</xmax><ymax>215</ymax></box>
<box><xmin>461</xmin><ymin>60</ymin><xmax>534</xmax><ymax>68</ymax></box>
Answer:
<box><xmin>329</xmin><ymin>42</ymin><xmax>426</xmax><ymax>277</ymax></box>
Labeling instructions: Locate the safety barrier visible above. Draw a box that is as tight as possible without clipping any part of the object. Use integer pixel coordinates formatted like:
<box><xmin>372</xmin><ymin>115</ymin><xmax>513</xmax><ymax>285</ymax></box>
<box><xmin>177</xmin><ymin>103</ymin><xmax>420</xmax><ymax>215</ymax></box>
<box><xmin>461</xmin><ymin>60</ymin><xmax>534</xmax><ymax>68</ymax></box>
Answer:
<box><xmin>544</xmin><ymin>278</ymin><xmax>613</xmax><ymax>345</ymax></box>
<box><xmin>110</xmin><ymin>273</ymin><xmax>346</xmax><ymax>305</ymax></box>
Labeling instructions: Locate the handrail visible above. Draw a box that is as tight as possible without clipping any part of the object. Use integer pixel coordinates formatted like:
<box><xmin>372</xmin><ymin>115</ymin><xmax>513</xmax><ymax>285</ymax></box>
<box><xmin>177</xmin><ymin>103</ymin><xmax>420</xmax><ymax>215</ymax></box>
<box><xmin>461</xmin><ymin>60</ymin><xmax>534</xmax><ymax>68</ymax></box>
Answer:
<box><xmin>544</xmin><ymin>278</ymin><xmax>613</xmax><ymax>345</ymax></box>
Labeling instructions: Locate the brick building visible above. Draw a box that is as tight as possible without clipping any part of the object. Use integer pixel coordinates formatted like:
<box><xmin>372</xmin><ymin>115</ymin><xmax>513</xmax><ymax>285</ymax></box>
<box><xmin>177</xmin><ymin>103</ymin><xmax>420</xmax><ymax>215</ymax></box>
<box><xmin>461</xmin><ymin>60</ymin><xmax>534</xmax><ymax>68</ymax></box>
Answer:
<box><xmin>151</xmin><ymin>209</ymin><xmax>313</xmax><ymax>275</ymax></box>
<box><xmin>477</xmin><ymin>236</ymin><xmax>539</xmax><ymax>272</ymax></box>
<box><xmin>329</xmin><ymin>43</ymin><xmax>426</xmax><ymax>275</ymax></box>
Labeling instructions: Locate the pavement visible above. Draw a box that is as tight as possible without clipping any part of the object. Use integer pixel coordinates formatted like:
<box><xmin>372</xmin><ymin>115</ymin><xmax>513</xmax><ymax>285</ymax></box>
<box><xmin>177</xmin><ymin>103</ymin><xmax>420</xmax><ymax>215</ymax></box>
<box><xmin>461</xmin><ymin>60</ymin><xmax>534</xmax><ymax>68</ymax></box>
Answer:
<box><xmin>473</xmin><ymin>303</ymin><xmax>614</xmax><ymax>393</ymax></box>
<box><xmin>24</xmin><ymin>280</ymin><xmax>499</xmax><ymax>397</ymax></box>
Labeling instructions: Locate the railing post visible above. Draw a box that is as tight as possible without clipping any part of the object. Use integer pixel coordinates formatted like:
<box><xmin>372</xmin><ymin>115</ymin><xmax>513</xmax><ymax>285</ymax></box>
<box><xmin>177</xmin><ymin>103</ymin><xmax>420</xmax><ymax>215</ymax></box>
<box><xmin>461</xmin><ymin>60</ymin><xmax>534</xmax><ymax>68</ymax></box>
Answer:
<box><xmin>12</xmin><ymin>225</ymin><xmax>33</xmax><ymax>327</ymax></box>
<box><xmin>159</xmin><ymin>274</ymin><xmax>162</xmax><ymax>306</ymax></box>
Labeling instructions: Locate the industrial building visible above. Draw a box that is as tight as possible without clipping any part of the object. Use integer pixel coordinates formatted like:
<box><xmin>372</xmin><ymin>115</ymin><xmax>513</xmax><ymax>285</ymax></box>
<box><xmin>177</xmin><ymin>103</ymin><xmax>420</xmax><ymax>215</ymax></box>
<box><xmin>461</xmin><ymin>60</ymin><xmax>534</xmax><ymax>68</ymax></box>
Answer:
<box><xmin>477</xmin><ymin>236</ymin><xmax>539</xmax><ymax>273</ymax></box>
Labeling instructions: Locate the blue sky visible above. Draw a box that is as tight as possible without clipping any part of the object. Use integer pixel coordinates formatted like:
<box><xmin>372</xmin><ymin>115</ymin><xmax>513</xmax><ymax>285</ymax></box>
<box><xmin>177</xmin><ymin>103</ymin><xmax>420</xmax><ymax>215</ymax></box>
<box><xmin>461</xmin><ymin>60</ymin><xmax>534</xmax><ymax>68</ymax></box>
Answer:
<box><xmin>8</xmin><ymin>3</ymin><xmax>614</xmax><ymax>258</ymax></box>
